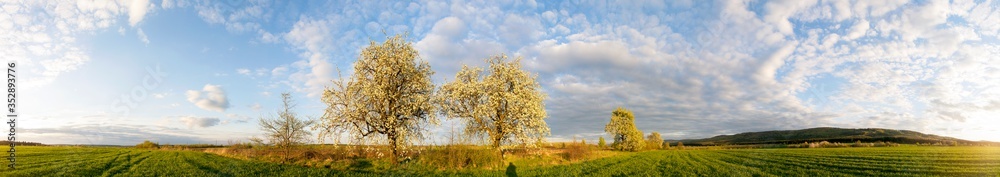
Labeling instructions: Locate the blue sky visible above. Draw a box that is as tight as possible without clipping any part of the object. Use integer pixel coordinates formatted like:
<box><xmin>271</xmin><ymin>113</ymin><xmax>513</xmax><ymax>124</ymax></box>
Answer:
<box><xmin>5</xmin><ymin>0</ymin><xmax>1000</xmax><ymax>145</ymax></box>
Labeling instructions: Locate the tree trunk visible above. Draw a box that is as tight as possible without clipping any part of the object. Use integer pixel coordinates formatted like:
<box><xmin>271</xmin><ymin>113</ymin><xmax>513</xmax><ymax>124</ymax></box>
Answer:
<box><xmin>494</xmin><ymin>136</ymin><xmax>504</xmax><ymax>168</ymax></box>
<box><xmin>389</xmin><ymin>133</ymin><xmax>399</xmax><ymax>165</ymax></box>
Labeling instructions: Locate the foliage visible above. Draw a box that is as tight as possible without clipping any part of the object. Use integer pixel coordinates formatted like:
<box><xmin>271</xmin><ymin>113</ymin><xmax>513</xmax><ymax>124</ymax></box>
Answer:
<box><xmin>677</xmin><ymin>142</ymin><xmax>684</xmax><ymax>149</ymax></box>
<box><xmin>259</xmin><ymin>92</ymin><xmax>314</xmax><ymax>160</ymax></box>
<box><xmin>604</xmin><ymin>107</ymin><xmax>644</xmax><ymax>151</ymax></box>
<box><xmin>598</xmin><ymin>137</ymin><xmax>606</xmax><ymax>149</ymax></box>
<box><xmin>135</xmin><ymin>140</ymin><xmax>159</xmax><ymax>149</ymax></box>
<box><xmin>562</xmin><ymin>142</ymin><xmax>593</xmax><ymax>161</ymax></box>
<box><xmin>646</xmin><ymin>132</ymin><xmax>663</xmax><ymax>150</ymax></box>
<box><xmin>436</xmin><ymin>54</ymin><xmax>549</xmax><ymax>160</ymax></box>
<box><xmin>316</xmin><ymin>34</ymin><xmax>438</xmax><ymax>164</ymax></box>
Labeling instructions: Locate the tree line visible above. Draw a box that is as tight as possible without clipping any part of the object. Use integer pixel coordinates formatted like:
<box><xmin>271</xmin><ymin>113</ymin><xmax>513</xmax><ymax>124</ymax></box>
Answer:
<box><xmin>256</xmin><ymin>34</ymin><xmax>549</xmax><ymax>165</ymax></box>
<box><xmin>254</xmin><ymin>33</ymin><xmax>669</xmax><ymax>167</ymax></box>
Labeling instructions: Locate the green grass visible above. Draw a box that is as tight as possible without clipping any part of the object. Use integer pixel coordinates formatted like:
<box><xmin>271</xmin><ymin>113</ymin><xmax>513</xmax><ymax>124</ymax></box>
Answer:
<box><xmin>2</xmin><ymin>146</ymin><xmax>998</xmax><ymax>176</ymax></box>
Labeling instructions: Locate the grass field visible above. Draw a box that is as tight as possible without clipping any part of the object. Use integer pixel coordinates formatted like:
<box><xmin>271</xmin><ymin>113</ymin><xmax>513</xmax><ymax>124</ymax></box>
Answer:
<box><xmin>2</xmin><ymin>146</ymin><xmax>998</xmax><ymax>176</ymax></box>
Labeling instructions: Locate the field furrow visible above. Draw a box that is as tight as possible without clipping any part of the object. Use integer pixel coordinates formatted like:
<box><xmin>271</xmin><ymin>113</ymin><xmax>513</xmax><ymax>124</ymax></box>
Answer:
<box><xmin>3</xmin><ymin>146</ymin><xmax>999</xmax><ymax>176</ymax></box>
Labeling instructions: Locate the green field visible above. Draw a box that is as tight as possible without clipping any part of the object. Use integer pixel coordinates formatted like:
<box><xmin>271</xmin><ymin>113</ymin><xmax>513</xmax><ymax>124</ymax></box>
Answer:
<box><xmin>2</xmin><ymin>146</ymin><xmax>999</xmax><ymax>176</ymax></box>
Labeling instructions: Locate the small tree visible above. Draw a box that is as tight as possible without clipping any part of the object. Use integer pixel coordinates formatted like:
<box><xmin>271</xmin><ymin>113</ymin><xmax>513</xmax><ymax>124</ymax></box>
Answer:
<box><xmin>677</xmin><ymin>142</ymin><xmax>685</xmax><ymax>149</ymax></box>
<box><xmin>135</xmin><ymin>140</ymin><xmax>159</xmax><ymax>149</ymax></box>
<box><xmin>316</xmin><ymin>34</ymin><xmax>438</xmax><ymax>164</ymax></box>
<box><xmin>437</xmin><ymin>54</ymin><xmax>549</xmax><ymax>164</ymax></box>
<box><xmin>259</xmin><ymin>92</ymin><xmax>314</xmax><ymax>161</ymax></box>
<box><xmin>662</xmin><ymin>141</ymin><xmax>670</xmax><ymax>149</ymax></box>
<box><xmin>646</xmin><ymin>132</ymin><xmax>663</xmax><ymax>150</ymax></box>
<box><xmin>598</xmin><ymin>136</ymin><xmax>606</xmax><ymax>149</ymax></box>
<box><xmin>605</xmin><ymin>107</ymin><xmax>644</xmax><ymax>151</ymax></box>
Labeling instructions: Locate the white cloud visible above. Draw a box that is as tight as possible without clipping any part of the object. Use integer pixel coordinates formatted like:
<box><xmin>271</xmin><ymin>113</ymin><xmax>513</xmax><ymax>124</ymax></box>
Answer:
<box><xmin>196</xmin><ymin>5</ymin><xmax>225</xmax><ymax>24</ymax></box>
<box><xmin>137</xmin><ymin>28</ymin><xmax>150</xmax><ymax>44</ymax></box>
<box><xmin>250</xmin><ymin>103</ymin><xmax>262</xmax><ymax>112</ymax></box>
<box><xmin>223</xmin><ymin>113</ymin><xmax>250</xmax><ymax>124</ymax></box>
<box><xmin>1</xmin><ymin>0</ymin><xmax>144</xmax><ymax>87</ymax></box>
<box><xmin>33</xmin><ymin>0</ymin><xmax>989</xmax><ymax>142</ymax></box>
<box><xmin>194</xmin><ymin>0</ymin><xmax>270</xmax><ymax>33</ymax></box>
<box><xmin>844</xmin><ymin>19</ymin><xmax>870</xmax><ymax>40</ymax></box>
<box><xmin>128</xmin><ymin>0</ymin><xmax>151</xmax><ymax>26</ymax></box>
<box><xmin>754</xmin><ymin>44</ymin><xmax>796</xmax><ymax>84</ymax></box>
<box><xmin>415</xmin><ymin>16</ymin><xmax>507</xmax><ymax>80</ymax></box>
<box><xmin>153</xmin><ymin>92</ymin><xmax>169</xmax><ymax>99</ymax></box>
<box><xmin>284</xmin><ymin>17</ymin><xmax>337</xmax><ymax>97</ymax></box>
<box><xmin>271</xmin><ymin>66</ymin><xmax>288</xmax><ymax>76</ymax></box>
<box><xmin>162</xmin><ymin>0</ymin><xmax>174</xmax><ymax>9</ymax></box>
<box><xmin>185</xmin><ymin>84</ymin><xmax>230</xmax><ymax>112</ymax></box>
<box><xmin>236</xmin><ymin>68</ymin><xmax>251</xmax><ymax>75</ymax></box>
<box><xmin>179</xmin><ymin>116</ymin><xmax>220</xmax><ymax>128</ymax></box>
<box><xmin>500</xmin><ymin>14</ymin><xmax>544</xmax><ymax>47</ymax></box>
<box><xmin>762</xmin><ymin>0</ymin><xmax>819</xmax><ymax>35</ymax></box>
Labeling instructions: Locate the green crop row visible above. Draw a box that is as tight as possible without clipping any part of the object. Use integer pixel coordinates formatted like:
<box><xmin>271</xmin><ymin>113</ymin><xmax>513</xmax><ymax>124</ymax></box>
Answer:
<box><xmin>1</xmin><ymin>146</ymin><xmax>997</xmax><ymax>176</ymax></box>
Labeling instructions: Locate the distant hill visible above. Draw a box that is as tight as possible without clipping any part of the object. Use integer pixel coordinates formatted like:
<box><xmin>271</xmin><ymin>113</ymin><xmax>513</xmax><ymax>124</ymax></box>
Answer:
<box><xmin>670</xmin><ymin>127</ymin><xmax>995</xmax><ymax>146</ymax></box>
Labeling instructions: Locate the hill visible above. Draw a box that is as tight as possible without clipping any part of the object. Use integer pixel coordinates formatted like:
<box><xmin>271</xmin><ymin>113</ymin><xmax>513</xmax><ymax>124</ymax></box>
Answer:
<box><xmin>671</xmin><ymin>127</ymin><xmax>995</xmax><ymax>146</ymax></box>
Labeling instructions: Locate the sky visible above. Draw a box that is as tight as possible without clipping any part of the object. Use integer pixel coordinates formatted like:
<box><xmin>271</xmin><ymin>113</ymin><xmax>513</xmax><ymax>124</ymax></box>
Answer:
<box><xmin>3</xmin><ymin>0</ymin><xmax>1000</xmax><ymax>145</ymax></box>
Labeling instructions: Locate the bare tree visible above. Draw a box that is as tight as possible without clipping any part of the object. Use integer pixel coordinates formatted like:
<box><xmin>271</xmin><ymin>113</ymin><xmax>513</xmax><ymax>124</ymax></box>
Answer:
<box><xmin>259</xmin><ymin>92</ymin><xmax>314</xmax><ymax>161</ymax></box>
<box><xmin>315</xmin><ymin>34</ymin><xmax>438</xmax><ymax>164</ymax></box>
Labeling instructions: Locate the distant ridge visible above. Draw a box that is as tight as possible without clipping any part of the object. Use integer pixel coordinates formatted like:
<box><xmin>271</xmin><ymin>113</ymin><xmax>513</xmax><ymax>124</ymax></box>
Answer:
<box><xmin>670</xmin><ymin>127</ymin><xmax>996</xmax><ymax>146</ymax></box>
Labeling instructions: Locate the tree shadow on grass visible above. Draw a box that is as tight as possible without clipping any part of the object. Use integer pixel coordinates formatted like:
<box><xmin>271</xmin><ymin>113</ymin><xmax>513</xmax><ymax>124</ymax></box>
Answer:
<box><xmin>349</xmin><ymin>159</ymin><xmax>374</xmax><ymax>172</ymax></box>
<box><xmin>506</xmin><ymin>162</ymin><xmax>517</xmax><ymax>177</ymax></box>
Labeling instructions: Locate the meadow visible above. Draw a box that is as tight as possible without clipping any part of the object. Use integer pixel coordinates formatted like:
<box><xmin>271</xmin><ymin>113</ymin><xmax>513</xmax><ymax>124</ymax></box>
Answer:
<box><xmin>2</xmin><ymin>146</ymin><xmax>998</xmax><ymax>176</ymax></box>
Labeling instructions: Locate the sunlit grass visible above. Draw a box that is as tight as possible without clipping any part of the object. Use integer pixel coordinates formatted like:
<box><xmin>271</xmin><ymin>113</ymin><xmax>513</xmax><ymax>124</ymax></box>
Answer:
<box><xmin>2</xmin><ymin>146</ymin><xmax>998</xmax><ymax>176</ymax></box>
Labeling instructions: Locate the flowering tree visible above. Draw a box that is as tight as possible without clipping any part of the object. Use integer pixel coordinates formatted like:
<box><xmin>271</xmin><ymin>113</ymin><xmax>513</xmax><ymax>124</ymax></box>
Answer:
<box><xmin>437</xmin><ymin>54</ymin><xmax>549</xmax><ymax>161</ymax></box>
<box><xmin>605</xmin><ymin>107</ymin><xmax>644</xmax><ymax>151</ymax></box>
<box><xmin>315</xmin><ymin>34</ymin><xmax>437</xmax><ymax>164</ymax></box>
<box><xmin>646</xmin><ymin>132</ymin><xmax>663</xmax><ymax>150</ymax></box>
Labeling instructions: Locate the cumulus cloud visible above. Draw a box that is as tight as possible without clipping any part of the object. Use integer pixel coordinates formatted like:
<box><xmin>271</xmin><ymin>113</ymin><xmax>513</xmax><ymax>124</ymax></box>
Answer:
<box><xmin>128</xmin><ymin>0</ymin><xmax>151</xmax><ymax>26</ymax></box>
<box><xmin>416</xmin><ymin>16</ymin><xmax>505</xmax><ymax>80</ymax></box>
<box><xmin>2</xmin><ymin>0</ymin><xmax>156</xmax><ymax>87</ymax></box>
<box><xmin>284</xmin><ymin>17</ymin><xmax>338</xmax><ymax>97</ymax></box>
<box><xmin>239</xmin><ymin>1</ymin><xmax>1000</xmax><ymax>142</ymax></box>
<box><xmin>179</xmin><ymin>116</ymin><xmax>221</xmax><ymax>128</ymax></box>
<box><xmin>185</xmin><ymin>84</ymin><xmax>230</xmax><ymax>112</ymax></box>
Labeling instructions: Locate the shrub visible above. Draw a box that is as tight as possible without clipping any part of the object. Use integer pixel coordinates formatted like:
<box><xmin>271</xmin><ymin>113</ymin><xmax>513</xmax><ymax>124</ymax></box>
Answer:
<box><xmin>136</xmin><ymin>140</ymin><xmax>160</xmax><ymax>149</ymax></box>
<box><xmin>598</xmin><ymin>137</ymin><xmax>606</xmax><ymax>149</ymax></box>
<box><xmin>562</xmin><ymin>142</ymin><xmax>593</xmax><ymax>161</ymax></box>
<box><xmin>646</xmin><ymin>132</ymin><xmax>663</xmax><ymax>150</ymax></box>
